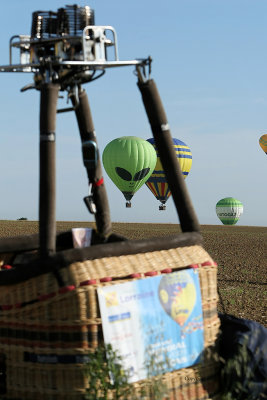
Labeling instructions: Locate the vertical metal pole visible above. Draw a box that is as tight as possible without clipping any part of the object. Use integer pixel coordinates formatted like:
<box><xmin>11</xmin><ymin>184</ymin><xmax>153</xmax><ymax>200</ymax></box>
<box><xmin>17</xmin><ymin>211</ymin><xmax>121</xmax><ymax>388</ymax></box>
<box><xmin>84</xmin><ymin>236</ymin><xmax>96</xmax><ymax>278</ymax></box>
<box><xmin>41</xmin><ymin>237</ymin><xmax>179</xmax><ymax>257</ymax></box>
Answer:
<box><xmin>39</xmin><ymin>83</ymin><xmax>59</xmax><ymax>256</ymax></box>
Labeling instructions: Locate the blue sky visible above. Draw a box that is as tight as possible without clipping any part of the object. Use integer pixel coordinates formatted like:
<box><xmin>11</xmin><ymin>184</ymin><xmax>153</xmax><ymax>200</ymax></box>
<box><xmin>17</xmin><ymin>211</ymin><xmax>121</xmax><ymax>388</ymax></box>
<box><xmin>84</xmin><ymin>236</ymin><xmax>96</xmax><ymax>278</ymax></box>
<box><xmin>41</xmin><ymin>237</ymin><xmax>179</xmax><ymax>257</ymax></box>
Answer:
<box><xmin>0</xmin><ymin>0</ymin><xmax>266</xmax><ymax>226</ymax></box>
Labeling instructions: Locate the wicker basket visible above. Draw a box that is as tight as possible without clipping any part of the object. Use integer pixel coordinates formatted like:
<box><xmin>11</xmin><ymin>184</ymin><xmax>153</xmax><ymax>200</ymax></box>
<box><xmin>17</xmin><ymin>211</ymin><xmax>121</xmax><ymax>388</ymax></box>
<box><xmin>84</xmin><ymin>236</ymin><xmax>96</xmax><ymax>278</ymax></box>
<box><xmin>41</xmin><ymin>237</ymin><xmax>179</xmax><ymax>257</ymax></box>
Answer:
<box><xmin>0</xmin><ymin>232</ymin><xmax>221</xmax><ymax>400</ymax></box>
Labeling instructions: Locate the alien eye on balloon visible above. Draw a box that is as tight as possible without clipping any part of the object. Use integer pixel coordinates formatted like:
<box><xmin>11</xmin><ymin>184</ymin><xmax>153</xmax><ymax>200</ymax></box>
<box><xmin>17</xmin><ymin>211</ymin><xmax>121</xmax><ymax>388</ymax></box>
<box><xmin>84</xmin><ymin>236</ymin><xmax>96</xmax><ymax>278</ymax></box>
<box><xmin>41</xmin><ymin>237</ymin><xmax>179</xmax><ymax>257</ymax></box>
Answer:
<box><xmin>133</xmin><ymin>168</ymin><xmax>150</xmax><ymax>181</ymax></box>
<box><xmin>115</xmin><ymin>167</ymin><xmax>132</xmax><ymax>181</ymax></box>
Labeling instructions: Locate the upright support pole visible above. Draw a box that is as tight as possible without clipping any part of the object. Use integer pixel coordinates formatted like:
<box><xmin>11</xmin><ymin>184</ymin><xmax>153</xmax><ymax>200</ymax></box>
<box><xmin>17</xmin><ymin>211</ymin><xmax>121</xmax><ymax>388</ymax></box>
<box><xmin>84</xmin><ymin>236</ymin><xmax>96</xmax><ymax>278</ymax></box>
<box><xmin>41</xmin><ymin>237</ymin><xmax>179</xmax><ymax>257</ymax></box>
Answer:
<box><xmin>137</xmin><ymin>78</ymin><xmax>200</xmax><ymax>233</ymax></box>
<box><xmin>71</xmin><ymin>87</ymin><xmax>112</xmax><ymax>240</ymax></box>
<box><xmin>39</xmin><ymin>83</ymin><xmax>59</xmax><ymax>256</ymax></box>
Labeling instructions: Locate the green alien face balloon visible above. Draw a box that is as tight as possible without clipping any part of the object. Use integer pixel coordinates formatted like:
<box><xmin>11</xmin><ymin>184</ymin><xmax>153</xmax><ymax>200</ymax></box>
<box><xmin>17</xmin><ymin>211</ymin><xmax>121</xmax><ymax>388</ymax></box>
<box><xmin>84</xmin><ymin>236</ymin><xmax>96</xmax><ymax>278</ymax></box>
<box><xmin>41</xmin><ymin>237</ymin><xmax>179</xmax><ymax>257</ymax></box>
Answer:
<box><xmin>102</xmin><ymin>136</ymin><xmax>157</xmax><ymax>202</ymax></box>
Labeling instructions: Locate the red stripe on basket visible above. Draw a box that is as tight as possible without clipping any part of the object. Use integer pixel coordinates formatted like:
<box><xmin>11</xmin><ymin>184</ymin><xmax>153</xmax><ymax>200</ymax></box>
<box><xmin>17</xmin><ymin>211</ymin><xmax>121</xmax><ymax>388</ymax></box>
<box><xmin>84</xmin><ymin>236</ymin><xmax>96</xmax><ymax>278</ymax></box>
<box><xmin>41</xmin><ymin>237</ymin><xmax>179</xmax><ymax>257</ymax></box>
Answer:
<box><xmin>100</xmin><ymin>277</ymin><xmax>112</xmax><ymax>282</ymax></box>
<box><xmin>58</xmin><ymin>285</ymin><xmax>76</xmax><ymax>294</ymax></box>
<box><xmin>128</xmin><ymin>273</ymin><xmax>141</xmax><ymax>278</ymax></box>
<box><xmin>0</xmin><ymin>339</ymin><xmax>11</xmax><ymax>345</ymax></box>
<box><xmin>80</xmin><ymin>279</ymin><xmax>97</xmax><ymax>286</ymax></box>
<box><xmin>144</xmin><ymin>271</ymin><xmax>158</xmax><ymax>277</ymax></box>
<box><xmin>189</xmin><ymin>264</ymin><xmax>199</xmax><ymax>269</ymax></box>
<box><xmin>1</xmin><ymin>264</ymin><xmax>12</xmax><ymax>269</ymax></box>
<box><xmin>202</xmin><ymin>261</ymin><xmax>217</xmax><ymax>267</ymax></box>
<box><xmin>161</xmin><ymin>268</ymin><xmax>172</xmax><ymax>274</ymax></box>
<box><xmin>38</xmin><ymin>292</ymin><xmax>56</xmax><ymax>301</ymax></box>
<box><xmin>1</xmin><ymin>305</ymin><xmax>13</xmax><ymax>310</ymax></box>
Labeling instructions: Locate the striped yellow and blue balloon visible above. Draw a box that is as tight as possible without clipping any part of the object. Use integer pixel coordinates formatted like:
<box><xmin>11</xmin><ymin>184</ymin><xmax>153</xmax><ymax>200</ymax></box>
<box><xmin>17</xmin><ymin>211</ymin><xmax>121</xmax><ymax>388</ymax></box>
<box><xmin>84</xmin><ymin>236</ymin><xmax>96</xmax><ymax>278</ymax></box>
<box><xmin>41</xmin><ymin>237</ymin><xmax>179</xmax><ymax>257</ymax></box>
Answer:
<box><xmin>145</xmin><ymin>138</ymin><xmax>192</xmax><ymax>209</ymax></box>
<box><xmin>259</xmin><ymin>134</ymin><xmax>267</xmax><ymax>155</ymax></box>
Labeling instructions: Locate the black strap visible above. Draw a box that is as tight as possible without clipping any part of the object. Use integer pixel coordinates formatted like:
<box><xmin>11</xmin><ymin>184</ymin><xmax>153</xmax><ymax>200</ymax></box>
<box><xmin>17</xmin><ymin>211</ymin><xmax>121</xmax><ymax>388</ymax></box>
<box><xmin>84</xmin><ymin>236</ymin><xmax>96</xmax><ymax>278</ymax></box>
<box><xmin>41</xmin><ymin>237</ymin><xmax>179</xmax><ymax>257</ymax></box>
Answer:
<box><xmin>70</xmin><ymin>88</ymin><xmax>112</xmax><ymax>240</ymax></box>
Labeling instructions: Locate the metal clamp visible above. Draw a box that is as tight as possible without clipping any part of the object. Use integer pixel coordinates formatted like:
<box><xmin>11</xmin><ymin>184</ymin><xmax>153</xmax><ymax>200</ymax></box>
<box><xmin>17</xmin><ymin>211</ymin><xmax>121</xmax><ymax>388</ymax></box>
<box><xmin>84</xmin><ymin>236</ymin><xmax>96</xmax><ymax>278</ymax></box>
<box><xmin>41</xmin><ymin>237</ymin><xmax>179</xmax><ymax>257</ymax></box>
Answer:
<box><xmin>82</xmin><ymin>140</ymin><xmax>98</xmax><ymax>170</ymax></box>
<box><xmin>83</xmin><ymin>195</ymin><xmax>96</xmax><ymax>214</ymax></box>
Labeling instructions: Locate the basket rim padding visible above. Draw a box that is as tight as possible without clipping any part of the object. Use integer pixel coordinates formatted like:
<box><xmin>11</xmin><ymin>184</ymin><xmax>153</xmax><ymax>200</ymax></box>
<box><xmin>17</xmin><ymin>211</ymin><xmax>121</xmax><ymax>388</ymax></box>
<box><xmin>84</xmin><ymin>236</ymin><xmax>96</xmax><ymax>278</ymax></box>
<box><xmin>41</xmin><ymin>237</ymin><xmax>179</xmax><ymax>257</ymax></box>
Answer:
<box><xmin>0</xmin><ymin>230</ymin><xmax>126</xmax><ymax>253</ymax></box>
<box><xmin>0</xmin><ymin>231</ymin><xmax>203</xmax><ymax>285</ymax></box>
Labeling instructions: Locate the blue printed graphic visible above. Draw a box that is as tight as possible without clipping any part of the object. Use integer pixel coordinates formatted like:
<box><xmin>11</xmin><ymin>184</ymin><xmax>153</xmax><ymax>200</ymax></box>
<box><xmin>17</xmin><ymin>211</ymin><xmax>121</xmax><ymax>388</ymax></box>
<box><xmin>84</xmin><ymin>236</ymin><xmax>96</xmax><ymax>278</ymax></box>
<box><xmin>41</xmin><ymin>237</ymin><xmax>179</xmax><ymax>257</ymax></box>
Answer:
<box><xmin>97</xmin><ymin>269</ymin><xmax>204</xmax><ymax>383</ymax></box>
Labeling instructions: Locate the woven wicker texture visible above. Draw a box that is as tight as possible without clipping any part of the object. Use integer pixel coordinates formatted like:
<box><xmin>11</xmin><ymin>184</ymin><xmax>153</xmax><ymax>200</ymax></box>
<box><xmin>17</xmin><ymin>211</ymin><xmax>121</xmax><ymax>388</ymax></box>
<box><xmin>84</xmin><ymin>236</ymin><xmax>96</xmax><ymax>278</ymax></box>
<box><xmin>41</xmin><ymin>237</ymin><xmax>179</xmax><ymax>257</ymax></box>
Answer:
<box><xmin>0</xmin><ymin>244</ymin><xmax>221</xmax><ymax>399</ymax></box>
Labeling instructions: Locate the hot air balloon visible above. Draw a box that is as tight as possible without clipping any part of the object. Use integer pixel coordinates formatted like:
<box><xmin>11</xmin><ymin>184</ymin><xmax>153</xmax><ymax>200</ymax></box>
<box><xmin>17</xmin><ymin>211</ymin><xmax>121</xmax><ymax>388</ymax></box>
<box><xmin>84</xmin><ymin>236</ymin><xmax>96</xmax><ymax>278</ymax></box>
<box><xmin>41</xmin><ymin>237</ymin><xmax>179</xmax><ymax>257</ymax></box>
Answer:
<box><xmin>145</xmin><ymin>138</ymin><xmax>192</xmax><ymax>210</ymax></box>
<box><xmin>158</xmin><ymin>271</ymin><xmax>197</xmax><ymax>327</ymax></box>
<box><xmin>216</xmin><ymin>197</ymin><xmax>243</xmax><ymax>225</ymax></box>
<box><xmin>102</xmin><ymin>136</ymin><xmax>157</xmax><ymax>207</ymax></box>
<box><xmin>259</xmin><ymin>134</ymin><xmax>267</xmax><ymax>155</ymax></box>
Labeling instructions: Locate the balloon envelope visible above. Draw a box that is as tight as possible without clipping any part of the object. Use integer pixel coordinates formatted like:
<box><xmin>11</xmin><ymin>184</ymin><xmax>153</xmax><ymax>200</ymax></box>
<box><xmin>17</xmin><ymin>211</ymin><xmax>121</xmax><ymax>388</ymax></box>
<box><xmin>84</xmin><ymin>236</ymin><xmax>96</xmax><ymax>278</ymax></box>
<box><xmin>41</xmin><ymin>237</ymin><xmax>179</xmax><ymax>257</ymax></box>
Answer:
<box><xmin>259</xmin><ymin>134</ymin><xmax>267</xmax><ymax>155</ymax></box>
<box><xmin>216</xmin><ymin>197</ymin><xmax>243</xmax><ymax>225</ymax></box>
<box><xmin>102</xmin><ymin>136</ymin><xmax>157</xmax><ymax>203</ymax></box>
<box><xmin>145</xmin><ymin>138</ymin><xmax>192</xmax><ymax>208</ymax></box>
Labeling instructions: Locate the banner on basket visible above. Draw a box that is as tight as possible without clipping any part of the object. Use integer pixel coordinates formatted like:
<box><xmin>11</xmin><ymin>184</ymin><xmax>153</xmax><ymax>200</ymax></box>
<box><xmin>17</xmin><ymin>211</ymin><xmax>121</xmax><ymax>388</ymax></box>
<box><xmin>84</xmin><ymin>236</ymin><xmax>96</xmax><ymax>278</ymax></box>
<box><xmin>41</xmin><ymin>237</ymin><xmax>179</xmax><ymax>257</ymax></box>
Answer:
<box><xmin>98</xmin><ymin>269</ymin><xmax>204</xmax><ymax>383</ymax></box>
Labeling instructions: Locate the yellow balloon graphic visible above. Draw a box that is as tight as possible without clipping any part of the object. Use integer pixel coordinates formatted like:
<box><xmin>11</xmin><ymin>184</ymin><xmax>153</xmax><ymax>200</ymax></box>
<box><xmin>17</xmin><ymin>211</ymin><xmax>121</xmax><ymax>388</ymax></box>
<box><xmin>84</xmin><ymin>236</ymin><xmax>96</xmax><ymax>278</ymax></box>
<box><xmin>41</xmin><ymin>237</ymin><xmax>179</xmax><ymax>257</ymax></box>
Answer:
<box><xmin>158</xmin><ymin>272</ymin><xmax>197</xmax><ymax>327</ymax></box>
<box><xmin>170</xmin><ymin>283</ymin><xmax>196</xmax><ymax>326</ymax></box>
<box><xmin>159</xmin><ymin>289</ymin><xmax>168</xmax><ymax>304</ymax></box>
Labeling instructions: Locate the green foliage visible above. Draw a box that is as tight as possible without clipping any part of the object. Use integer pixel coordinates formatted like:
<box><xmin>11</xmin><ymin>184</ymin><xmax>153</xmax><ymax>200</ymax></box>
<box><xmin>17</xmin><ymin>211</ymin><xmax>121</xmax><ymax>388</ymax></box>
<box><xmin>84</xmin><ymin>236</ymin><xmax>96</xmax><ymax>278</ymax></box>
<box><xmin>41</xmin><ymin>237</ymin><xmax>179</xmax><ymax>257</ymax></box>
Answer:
<box><xmin>83</xmin><ymin>342</ymin><xmax>171</xmax><ymax>400</ymax></box>
<box><xmin>143</xmin><ymin>342</ymin><xmax>170</xmax><ymax>400</ymax></box>
<box><xmin>17</xmin><ymin>217</ymin><xmax>27</xmax><ymax>220</ymax></box>
<box><xmin>83</xmin><ymin>344</ymin><xmax>138</xmax><ymax>400</ymax></box>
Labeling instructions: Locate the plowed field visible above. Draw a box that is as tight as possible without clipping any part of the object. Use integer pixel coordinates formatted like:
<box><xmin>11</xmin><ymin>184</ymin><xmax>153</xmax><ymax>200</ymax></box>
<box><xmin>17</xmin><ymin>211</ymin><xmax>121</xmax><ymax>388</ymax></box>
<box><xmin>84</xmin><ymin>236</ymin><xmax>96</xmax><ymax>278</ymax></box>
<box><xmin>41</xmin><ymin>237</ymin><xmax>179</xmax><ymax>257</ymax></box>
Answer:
<box><xmin>0</xmin><ymin>221</ymin><xmax>266</xmax><ymax>327</ymax></box>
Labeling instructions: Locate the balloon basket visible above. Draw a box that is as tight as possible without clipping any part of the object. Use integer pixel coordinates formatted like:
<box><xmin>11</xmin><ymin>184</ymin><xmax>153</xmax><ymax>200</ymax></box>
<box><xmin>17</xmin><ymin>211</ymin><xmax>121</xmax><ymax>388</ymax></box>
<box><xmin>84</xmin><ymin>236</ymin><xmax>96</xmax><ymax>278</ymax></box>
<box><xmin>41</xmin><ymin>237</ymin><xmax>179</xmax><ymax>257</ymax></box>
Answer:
<box><xmin>0</xmin><ymin>3</ymin><xmax>223</xmax><ymax>398</ymax></box>
<box><xmin>0</xmin><ymin>231</ymin><xmax>221</xmax><ymax>400</ymax></box>
<box><xmin>159</xmin><ymin>204</ymin><xmax>166</xmax><ymax>210</ymax></box>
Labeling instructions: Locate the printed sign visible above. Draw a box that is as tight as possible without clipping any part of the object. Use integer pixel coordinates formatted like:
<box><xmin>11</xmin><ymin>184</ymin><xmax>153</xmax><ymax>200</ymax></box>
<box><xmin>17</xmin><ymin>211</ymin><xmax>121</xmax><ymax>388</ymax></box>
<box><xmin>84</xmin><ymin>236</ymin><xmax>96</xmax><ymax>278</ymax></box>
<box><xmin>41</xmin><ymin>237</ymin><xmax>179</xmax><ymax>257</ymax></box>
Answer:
<box><xmin>97</xmin><ymin>269</ymin><xmax>204</xmax><ymax>383</ymax></box>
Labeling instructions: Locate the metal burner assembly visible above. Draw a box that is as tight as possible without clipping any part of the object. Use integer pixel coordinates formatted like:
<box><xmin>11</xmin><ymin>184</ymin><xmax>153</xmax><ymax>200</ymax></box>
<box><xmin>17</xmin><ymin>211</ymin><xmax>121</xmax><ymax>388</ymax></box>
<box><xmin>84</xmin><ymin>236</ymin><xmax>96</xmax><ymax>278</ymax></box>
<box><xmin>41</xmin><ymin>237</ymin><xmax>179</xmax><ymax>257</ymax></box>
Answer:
<box><xmin>4</xmin><ymin>4</ymin><xmax>150</xmax><ymax>91</ymax></box>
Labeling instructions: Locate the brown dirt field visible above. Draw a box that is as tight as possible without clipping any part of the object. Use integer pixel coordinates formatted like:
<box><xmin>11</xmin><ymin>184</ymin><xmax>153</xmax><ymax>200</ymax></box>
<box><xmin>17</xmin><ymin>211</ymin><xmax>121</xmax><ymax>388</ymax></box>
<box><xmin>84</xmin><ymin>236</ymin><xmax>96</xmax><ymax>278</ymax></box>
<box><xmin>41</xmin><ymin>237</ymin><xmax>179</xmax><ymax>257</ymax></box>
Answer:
<box><xmin>0</xmin><ymin>220</ymin><xmax>266</xmax><ymax>327</ymax></box>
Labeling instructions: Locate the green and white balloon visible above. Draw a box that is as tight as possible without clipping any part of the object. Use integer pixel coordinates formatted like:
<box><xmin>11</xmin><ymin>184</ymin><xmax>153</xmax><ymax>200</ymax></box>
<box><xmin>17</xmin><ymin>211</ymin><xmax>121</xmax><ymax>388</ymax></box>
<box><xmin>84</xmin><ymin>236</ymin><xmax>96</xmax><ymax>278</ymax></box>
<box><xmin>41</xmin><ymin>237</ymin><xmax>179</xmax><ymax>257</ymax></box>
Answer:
<box><xmin>216</xmin><ymin>197</ymin><xmax>243</xmax><ymax>225</ymax></box>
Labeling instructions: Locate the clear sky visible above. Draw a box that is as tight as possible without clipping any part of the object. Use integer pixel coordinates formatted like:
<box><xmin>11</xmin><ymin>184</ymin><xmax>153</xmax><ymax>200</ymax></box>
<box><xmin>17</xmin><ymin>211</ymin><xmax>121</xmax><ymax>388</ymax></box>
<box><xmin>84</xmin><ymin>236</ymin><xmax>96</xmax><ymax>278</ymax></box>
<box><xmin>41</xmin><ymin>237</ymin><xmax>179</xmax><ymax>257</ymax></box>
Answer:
<box><xmin>0</xmin><ymin>0</ymin><xmax>266</xmax><ymax>226</ymax></box>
